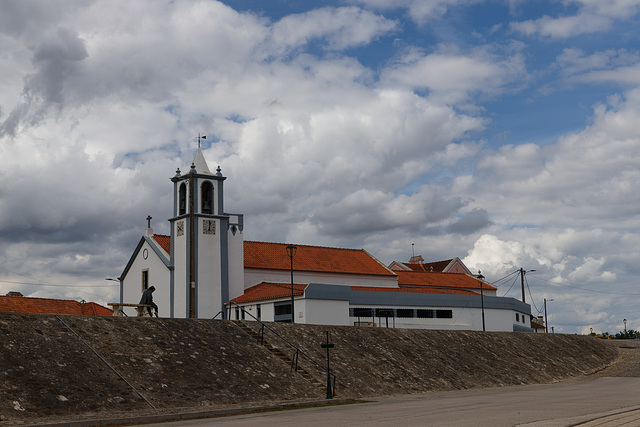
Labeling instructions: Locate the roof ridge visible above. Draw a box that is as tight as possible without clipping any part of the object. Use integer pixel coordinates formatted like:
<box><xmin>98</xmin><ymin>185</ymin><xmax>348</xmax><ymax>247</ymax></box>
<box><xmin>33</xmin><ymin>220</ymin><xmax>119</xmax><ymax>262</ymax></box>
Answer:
<box><xmin>245</xmin><ymin>240</ymin><xmax>365</xmax><ymax>252</ymax></box>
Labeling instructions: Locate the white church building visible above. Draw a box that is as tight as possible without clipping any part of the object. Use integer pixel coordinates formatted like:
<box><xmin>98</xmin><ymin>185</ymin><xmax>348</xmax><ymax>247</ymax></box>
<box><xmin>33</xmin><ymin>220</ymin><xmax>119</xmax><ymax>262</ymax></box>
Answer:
<box><xmin>118</xmin><ymin>149</ymin><xmax>533</xmax><ymax>332</ymax></box>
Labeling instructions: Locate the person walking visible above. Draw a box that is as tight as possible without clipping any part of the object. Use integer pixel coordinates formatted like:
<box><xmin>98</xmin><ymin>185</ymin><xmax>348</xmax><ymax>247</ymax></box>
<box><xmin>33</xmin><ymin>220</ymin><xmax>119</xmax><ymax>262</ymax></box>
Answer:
<box><xmin>140</xmin><ymin>286</ymin><xmax>159</xmax><ymax>317</ymax></box>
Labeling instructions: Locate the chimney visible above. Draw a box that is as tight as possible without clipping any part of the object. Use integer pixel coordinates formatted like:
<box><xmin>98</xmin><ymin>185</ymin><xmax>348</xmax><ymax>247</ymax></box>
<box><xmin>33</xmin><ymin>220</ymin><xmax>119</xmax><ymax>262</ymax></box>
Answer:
<box><xmin>409</xmin><ymin>255</ymin><xmax>424</xmax><ymax>264</ymax></box>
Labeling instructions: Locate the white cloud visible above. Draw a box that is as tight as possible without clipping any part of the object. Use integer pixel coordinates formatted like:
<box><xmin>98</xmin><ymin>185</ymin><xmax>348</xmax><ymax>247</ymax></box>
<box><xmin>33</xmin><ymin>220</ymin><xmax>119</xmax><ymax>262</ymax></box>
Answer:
<box><xmin>271</xmin><ymin>7</ymin><xmax>397</xmax><ymax>51</ymax></box>
<box><xmin>379</xmin><ymin>45</ymin><xmax>527</xmax><ymax>104</ymax></box>
<box><xmin>351</xmin><ymin>0</ymin><xmax>482</xmax><ymax>24</ymax></box>
<box><xmin>510</xmin><ymin>0</ymin><xmax>640</xmax><ymax>38</ymax></box>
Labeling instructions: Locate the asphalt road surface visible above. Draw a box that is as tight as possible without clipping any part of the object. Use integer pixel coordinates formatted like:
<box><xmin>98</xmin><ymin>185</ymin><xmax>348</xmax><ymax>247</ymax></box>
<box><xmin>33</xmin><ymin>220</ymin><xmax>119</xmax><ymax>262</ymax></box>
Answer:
<box><xmin>134</xmin><ymin>376</ymin><xmax>640</xmax><ymax>427</ymax></box>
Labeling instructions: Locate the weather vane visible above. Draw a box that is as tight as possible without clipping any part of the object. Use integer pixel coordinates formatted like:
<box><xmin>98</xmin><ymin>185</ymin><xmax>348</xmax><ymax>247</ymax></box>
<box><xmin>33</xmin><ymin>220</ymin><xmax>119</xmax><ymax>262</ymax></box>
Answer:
<box><xmin>197</xmin><ymin>133</ymin><xmax>207</xmax><ymax>148</ymax></box>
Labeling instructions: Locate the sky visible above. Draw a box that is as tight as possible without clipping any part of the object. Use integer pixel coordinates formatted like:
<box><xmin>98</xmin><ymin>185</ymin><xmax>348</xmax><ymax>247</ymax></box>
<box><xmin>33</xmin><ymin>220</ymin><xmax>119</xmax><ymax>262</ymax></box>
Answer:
<box><xmin>1</xmin><ymin>0</ymin><xmax>640</xmax><ymax>335</ymax></box>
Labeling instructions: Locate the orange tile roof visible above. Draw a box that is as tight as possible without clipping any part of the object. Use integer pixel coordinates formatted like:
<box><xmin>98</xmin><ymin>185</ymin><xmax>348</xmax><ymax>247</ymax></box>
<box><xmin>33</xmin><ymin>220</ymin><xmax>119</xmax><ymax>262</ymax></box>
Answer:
<box><xmin>229</xmin><ymin>282</ymin><xmax>307</xmax><ymax>304</ymax></box>
<box><xmin>153</xmin><ymin>234</ymin><xmax>171</xmax><ymax>254</ymax></box>
<box><xmin>350</xmin><ymin>286</ymin><xmax>478</xmax><ymax>295</ymax></box>
<box><xmin>244</xmin><ymin>241</ymin><xmax>395</xmax><ymax>276</ymax></box>
<box><xmin>405</xmin><ymin>259</ymin><xmax>452</xmax><ymax>272</ymax></box>
<box><xmin>396</xmin><ymin>271</ymin><xmax>496</xmax><ymax>291</ymax></box>
<box><xmin>0</xmin><ymin>295</ymin><xmax>113</xmax><ymax>316</ymax></box>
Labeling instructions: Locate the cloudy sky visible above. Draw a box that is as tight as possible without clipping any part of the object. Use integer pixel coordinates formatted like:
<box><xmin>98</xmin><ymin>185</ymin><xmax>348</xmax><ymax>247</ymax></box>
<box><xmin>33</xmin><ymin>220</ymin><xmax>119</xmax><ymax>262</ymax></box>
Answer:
<box><xmin>2</xmin><ymin>0</ymin><xmax>640</xmax><ymax>334</ymax></box>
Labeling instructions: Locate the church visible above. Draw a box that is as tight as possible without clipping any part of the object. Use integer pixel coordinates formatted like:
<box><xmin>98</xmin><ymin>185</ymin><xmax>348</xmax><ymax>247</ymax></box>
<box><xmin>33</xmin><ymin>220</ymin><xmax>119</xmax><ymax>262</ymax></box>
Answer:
<box><xmin>118</xmin><ymin>149</ymin><xmax>534</xmax><ymax>332</ymax></box>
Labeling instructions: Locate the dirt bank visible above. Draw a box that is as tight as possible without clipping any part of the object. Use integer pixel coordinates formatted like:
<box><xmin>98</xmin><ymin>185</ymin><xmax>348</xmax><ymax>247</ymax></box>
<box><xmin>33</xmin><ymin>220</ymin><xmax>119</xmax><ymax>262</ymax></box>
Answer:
<box><xmin>0</xmin><ymin>314</ymin><xmax>619</xmax><ymax>425</ymax></box>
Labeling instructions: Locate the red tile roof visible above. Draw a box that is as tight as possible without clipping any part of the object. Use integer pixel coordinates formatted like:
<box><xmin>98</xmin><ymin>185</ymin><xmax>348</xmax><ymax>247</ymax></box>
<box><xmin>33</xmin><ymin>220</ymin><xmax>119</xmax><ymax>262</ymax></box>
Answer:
<box><xmin>244</xmin><ymin>241</ymin><xmax>395</xmax><ymax>276</ymax></box>
<box><xmin>405</xmin><ymin>259</ymin><xmax>452</xmax><ymax>272</ymax></box>
<box><xmin>351</xmin><ymin>286</ymin><xmax>478</xmax><ymax>295</ymax></box>
<box><xmin>153</xmin><ymin>234</ymin><xmax>171</xmax><ymax>254</ymax></box>
<box><xmin>0</xmin><ymin>295</ymin><xmax>113</xmax><ymax>316</ymax></box>
<box><xmin>229</xmin><ymin>282</ymin><xmax>307</xmax><ymax>304</ymax></box>
<box><xmin>396</xmin><ymin>271</ymin><xmax>496</xmax><ymax>292</ymax></box>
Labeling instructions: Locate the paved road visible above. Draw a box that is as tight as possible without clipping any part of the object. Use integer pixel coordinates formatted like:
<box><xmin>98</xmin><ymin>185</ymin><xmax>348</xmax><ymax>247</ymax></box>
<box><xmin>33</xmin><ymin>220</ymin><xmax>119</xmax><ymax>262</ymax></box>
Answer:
<box><xmin>137</xmin><ymin>376</ymin><xmax>640</xmax><ymax>427</ymax></box>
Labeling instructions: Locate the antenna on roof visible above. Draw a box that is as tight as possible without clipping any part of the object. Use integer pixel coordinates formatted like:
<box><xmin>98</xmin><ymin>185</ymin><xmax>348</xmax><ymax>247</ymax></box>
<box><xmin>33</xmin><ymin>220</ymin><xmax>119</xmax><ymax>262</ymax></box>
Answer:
<box><xmin>197</xmin><ymin>133</ymin><xmax>207</xmax><ymax>149</ymax></box>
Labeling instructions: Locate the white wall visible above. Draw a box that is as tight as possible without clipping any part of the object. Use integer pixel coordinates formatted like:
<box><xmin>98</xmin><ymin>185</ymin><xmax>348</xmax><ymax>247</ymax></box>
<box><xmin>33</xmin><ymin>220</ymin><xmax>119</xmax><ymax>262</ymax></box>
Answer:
<box><xmin>196</xmin><ymin>216</ymin><xmax>222</xmax><ymax>319</ymax></box>
<box><xmin>173</xmin><ymin>220</ymin><xmax>188</xmax><ymax>318</ymax></box>
<box><xmin>244</xmin><ymin>269</ymin><xmax>398</xmax><ymax>290</ymax></box>
<box><xmin>121</xmin><ymin>240</ymin><xmax>170</xmax><ymax>317</ymax></box>
<box><xmin>299</xmin><ymin>299</ymin><xmax>350</xmax><ymax>326</ymax></box>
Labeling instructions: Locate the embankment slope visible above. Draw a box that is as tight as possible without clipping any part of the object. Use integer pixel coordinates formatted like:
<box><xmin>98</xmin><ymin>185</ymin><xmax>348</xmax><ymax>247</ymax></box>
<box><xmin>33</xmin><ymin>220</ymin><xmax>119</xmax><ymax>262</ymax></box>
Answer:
<box><xmin>0</xmin><ymin>314</ymin><xmax>618</xmax><ymax>425</ymax></box>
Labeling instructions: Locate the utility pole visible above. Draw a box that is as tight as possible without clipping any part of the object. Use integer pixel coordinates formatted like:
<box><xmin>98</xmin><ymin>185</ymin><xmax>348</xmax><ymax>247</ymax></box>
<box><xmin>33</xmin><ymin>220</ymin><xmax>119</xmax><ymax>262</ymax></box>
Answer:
<box><xmin>519</xmin><ymin>268</ymin><xmax>536</xmax><ymax>303</ymax></box>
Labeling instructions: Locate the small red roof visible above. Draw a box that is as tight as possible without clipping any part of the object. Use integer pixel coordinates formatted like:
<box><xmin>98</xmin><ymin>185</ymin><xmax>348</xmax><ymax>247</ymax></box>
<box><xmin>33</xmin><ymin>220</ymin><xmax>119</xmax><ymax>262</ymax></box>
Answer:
<box><xmin>0</xmin><ymin>295</ymin><xmax>113</xmax><ymax>316</ymax></box>
<box><xmin>397</xmin><ymin>271</ymin><xmax>496</xmax><ymax>291</ymax></box>
<box><xmin>229</xmin><ymin>282</ymin><xmax>307</xmax><ymax>304</ymax></box>
<box><xmin>153</xmin><ymin>234</ymin><xmax>171</xmax><ymax>254</ymax></box>
<box><xmin>405</xmin><ymin>259</ymin><xmax>452</xmax><ymax>272</ymax></box>
<box><xmin>244</xmin><ymin>241</ymin><xmax>394</xmax><ymax>276</ymax></box>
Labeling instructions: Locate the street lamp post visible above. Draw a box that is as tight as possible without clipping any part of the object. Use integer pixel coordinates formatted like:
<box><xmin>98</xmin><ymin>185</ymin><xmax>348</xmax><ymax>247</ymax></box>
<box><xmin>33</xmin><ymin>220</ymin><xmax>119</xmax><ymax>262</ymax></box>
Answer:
<box><xmin>286</xmin><ymin>245</ymin><xmax>297</xmax><ymax>324</ymax></box>
<box><xmin>544</xmin><ymin>298</ymin><xmax>553</xmax><ymax>333</ymax></box>
<box><xmin>477</xmin><ymin>271</ymin><xmax>486</xmax><ymax>332</ymax></box>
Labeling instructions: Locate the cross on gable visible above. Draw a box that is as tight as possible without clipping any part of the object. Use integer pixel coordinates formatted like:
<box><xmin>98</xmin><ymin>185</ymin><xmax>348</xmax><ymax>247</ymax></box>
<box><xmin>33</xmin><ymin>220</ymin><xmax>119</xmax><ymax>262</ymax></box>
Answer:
<box><xmin>146</xmin><ymin>215</ymin><xmax>152</xmax><ymax>228</ymax></box>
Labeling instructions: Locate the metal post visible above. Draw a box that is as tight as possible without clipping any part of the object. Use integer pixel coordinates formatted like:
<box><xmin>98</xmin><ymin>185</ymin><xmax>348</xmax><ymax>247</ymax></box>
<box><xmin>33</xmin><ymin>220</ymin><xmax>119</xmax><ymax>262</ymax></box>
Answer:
<box><xmin>520</xmin><ymin>268</ymin><xmax>526</xmax><ymax>303</ymax></box>
<box><xmin>286</xmin><ymin>245</ymin><xmax>297</xmax><ymax>324</ymax></box>
<box><xmin>544</xmin><ymin>298</ymin><xmax>553</xmax><ymax>333</ymax></box>
<box><xmin>321</xmin><ymin>331</ymin><xmax>334</xmax><ymax>399</ymax></box>
<box><xmin>478</xmin><ymin>272</ymin><xmax>486</xmax><ymax>332</ymax></box>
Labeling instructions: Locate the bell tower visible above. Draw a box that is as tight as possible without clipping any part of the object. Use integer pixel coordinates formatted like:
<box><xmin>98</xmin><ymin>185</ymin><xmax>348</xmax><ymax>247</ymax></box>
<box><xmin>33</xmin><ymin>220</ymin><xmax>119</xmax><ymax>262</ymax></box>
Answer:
<box><xmin>169</xmin><ymin>137</ymin><xmax>244</xmax><ymax>318</ymax></box>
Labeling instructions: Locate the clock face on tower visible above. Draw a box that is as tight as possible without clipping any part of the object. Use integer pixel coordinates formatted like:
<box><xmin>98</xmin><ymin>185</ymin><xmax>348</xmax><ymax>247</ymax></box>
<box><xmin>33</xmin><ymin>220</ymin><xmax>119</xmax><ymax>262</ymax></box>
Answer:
<box><xmin>203</xmin><ymin>219</ymin><xmax>216</xmax><ymax>235</ymax></box>
<box><xmin>177</xmin><ymin>220</ymin><xmax>185</xmax><ymax>237</ymax></box>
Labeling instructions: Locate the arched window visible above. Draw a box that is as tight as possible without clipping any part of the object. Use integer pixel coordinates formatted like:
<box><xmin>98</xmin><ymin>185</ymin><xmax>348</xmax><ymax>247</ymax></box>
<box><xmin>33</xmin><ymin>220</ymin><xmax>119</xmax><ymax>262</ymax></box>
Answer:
<box><xmin>179</xmin><ymin>183</ymin><xmax>187</xmax><ymax>215</ymax></box>
<box><xmin>201</xmin><ymin>181</ymin><xmax>213</xmax><ymax>214</ymax></box>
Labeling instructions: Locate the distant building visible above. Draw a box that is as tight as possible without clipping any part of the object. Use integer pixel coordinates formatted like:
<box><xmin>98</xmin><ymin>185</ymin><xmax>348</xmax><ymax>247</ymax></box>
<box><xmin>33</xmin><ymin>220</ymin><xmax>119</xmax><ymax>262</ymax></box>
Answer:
<box><xmin>118</xmin><ymin>148</ymin><xmax>532</xmax><ymax>331</ymax></box>
<box><xmin>389</xmin><ymin>256</ymin><xmax>472</xmax><ymax>274</ymax></box>
<box><xmin>0</xmin><ymin>292</ymin><xmax>112</xmax><ymax>316</ymax></box>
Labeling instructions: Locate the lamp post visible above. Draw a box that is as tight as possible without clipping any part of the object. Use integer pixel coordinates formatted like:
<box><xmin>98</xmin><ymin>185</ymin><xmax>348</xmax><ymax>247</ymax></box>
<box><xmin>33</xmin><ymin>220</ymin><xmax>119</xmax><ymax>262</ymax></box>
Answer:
<box><xmin>544</xmin><ymin>298</ymin><xmax>553</xmax><ymax>333</ymax></box>
<box><xmin>286</xmin><ymin>245</ymin><xmax>297</xmax><ymax>324</ymax></box>
<box><xmin>477</xmin><ymin>271</ymin><xmax>486</xmax><ymax>332</ymax></box>
<box><xmin>624</xmin><ymin>318</ymin><xmax>627</xmax><ymax>334</ymax></box>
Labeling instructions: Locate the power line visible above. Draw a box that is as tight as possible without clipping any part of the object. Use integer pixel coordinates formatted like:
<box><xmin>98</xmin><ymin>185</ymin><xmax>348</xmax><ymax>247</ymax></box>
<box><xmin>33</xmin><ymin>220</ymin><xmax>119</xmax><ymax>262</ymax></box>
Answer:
<box><xmin>492</xmin><ymin>270</ymin><xmax>520</xmax><ymax>287</ymax></box>
<box><xmin>500</xmin><ymin>274</ymin><xmax>520</xmax><ymax>298</ymax></box>
<box><xmin>0</xmin><ymin>279</ymin><xmax>118</xmax><ymax>288</ymax></box>
<box><xmin>527</xmin><ymin>274</ymin><xmax>640</xmax><ymax>296</ymax></box>
<box><xmin>524</xmin><ymin>274</ymin><xmax>542</xmax><ymax>314</ymax></box>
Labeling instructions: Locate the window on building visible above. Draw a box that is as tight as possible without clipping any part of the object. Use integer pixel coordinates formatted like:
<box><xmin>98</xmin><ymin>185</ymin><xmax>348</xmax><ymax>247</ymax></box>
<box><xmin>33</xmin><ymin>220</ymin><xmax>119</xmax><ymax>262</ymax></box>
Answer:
<box><xmin>274</xmin><ymin>303</ymin><xmax>292</xmax><ymax>316</ymax></box>
<box><xmin>376</xmin><ymin>308</ymin><xmax>394</xmax><ymax>318</ymax></box>
<box><xmin>241</xmin><ymin>307</ymin><xmax>245</xmax><ymax>320</ymax></box>
<box><xmin>257</xmin><ymin>304</ymin><xmax>261</xmax><ymax>320</ymax></box>
<box><xmin>141</xmin><ymin>270</ymin><xmax>149</xmax><ymax>291</ymax></box>
<box><xmin>417</xmin><ymin>309</ymin><xmax>435</xmax><ymax>318</ymax></box>
<box><xmin>235</xmin><ymin>306</ymin><xmax>240</xmax><ymax>320</ymax></box>
<box><xmin>179</xmin><ymin>183</ymin><xmax>187</xmax><ymax>215</ymax></box>
<box><xmin>436</xmin><ymin>310</ymin><xmax>453</xmax><ymax>319</ymax></box>
<box><xmin>516</xmin><ymin>313</ymin><xmax>520</xmax><ymax>322</ymax></box>
<box><xmin>201</xmin><ymin>181</ymin><xmax>213</xmax><ymax>214</ymax></box>
<box><xmin>396</xmin><ymin>309</ymin><xmax>415</xmax><ymax>318</ymax></box>
<box><xmin>351</xmin><ymin>308</ymin><xmax>373</xmax><ymax>317</ymax></box>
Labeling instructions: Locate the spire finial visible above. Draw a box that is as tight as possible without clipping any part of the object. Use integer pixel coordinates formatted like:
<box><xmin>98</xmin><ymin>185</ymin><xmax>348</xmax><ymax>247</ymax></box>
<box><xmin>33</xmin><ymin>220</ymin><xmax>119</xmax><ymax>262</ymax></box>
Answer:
<box><xmin>197</xmin><ymin>133</ymin><xmax>207</xmax><ymax>149</ymax></box>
